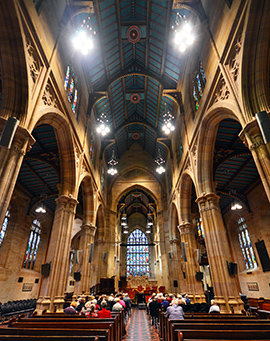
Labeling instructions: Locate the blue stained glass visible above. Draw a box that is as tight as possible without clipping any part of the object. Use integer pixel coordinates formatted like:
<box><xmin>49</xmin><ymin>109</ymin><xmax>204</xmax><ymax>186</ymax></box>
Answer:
<box><xmin>0</xmin><ymin>209</ymin><xmax>10</xmax><ymax>247</ymax></box>
<box><xmin>24</xmin><ymin>220</ymin><xmax>41</xmax><ymax>269</ymax></box>
<box><xmin>193</xmin><ymin>86</ymin><xmax>199</xmax><ymax>110</ymax></box>
<box><xmin>64</xmin><ymin>66</ymin><xmax>70</xmax><ymax>90</ymax></box>
<box><xmin>72</xmin><ymin>89</ymin><xmax>78</xmax><ymax>114</ymax></box>
<box><xmin>238</xmin><ymin>217</ymin><xmax>257</xmax><ymax>270</ymax></box>
<box><xmin>68</xmin><ymin>76</ymin><xmax>75</xmax><ymax>102</ymax></box>
<box><xmin>200</xmin><ymin>62</ymin><xmax>207</xmax><ymax>86</ymax></box>
<box><xmin>32</xmin><ymin>235</ymin><xmax>40</xmax><ymax>269</ymax></box>
<box><xmin>196</xmin><ymin>74</ymin><xmax>203</xmax><ymax>97</ymax></box>
<box><xmin>126</xmin><ymin>229</ymin><xmax>150</xmax><ymax>277</ymax></box>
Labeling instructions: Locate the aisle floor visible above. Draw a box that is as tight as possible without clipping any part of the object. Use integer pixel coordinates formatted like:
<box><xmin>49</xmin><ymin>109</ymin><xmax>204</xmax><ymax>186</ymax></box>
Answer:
<box><xmin>124</xmin><ymin>308</ymin><xmax>160</xmax><ymax>341</ymax></box>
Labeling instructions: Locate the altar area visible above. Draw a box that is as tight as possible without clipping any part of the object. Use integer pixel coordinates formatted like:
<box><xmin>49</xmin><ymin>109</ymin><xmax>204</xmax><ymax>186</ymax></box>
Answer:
<box><xmin>126</xmin><ymin>275</ymin><xmax>165</xmax><ymax>302</ymax></box>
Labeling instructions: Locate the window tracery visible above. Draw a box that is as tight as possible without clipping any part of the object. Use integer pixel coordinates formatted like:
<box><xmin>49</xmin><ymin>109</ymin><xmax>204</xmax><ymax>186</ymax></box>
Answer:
<box><xmin>126</xmin><ymin>229</ymin><xmax>150</xmax><ymax>277</ymax></box>
<box><xmin>23</xmin><ymin>219</ymin><xmax>41</xmax><ymax>270</ymax></box>
<box><xmin>192</xmin><ymin>61</ymin><xmax>206</xmax><ymax>111</ymax></box>
<box><xmin>0</xmin><ymin>208</ymin><xmax>10</xmax><ymax>247</ymax></box>
<box><xmin>64</xmin><ymin>65</ymin><xmax>78</xmax><ymax>116</ymax></box>
<box><xmin>238</xmin><ymin>217</ymin><xmax>257</xmax><ymax>270</ymax></box>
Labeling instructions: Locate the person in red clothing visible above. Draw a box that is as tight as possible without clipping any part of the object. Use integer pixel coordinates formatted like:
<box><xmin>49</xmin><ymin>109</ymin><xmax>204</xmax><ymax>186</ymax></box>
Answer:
<box><xmin>97</xmin><ymin>300</ymin><xmax>112</xmax><ymax>318</ymax></box>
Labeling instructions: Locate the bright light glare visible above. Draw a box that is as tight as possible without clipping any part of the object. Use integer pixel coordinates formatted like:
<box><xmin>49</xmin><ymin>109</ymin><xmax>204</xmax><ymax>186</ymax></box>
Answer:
<box><xmin>107</xmin><ymin>167</ymin><xmax>117</xmax><ymax>175</ymax></box>
<box><xmin>156</xmin><ymin>165</ymin><xmax>166</xmax><ymax>174</ymax></box>
<box><xmin>73</xmin><ymin>30</ymin><xmax>93</xmax><ymax>55</ymax></box>
<box><xmin>174</xmin><ymin>22</ymin><xmax>195</xmax><ymax>53</ymax></box>
<box><xmin>35</xmin><ymin>206</ymin><xmax>46</xmax><ymax>213</ymax></box>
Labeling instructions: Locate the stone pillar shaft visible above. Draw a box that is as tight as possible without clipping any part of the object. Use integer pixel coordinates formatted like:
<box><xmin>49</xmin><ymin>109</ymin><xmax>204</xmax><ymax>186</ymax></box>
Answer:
<box><xmin>196</xmin><ymin>193</ymin><xmax>242</xmax><ymax>313</ymax></box>
<box><xmin>178</xmin><ymin>223</ymin><xmax>205</xmax><ymax>302</ymax></box>
<box><xmin>79</xmin><ymin>224</ymin><xmax>96</xmax><ymax>294</ymax></box>
<box><xmin>0</xmin><ymin>125</ymin><xmax>35</xmax><ymax>227</ymax></box>
<box><xmin>37</xmin><ymin>195</ymin><xmax>78</xmax><ymax>312</ymax></box>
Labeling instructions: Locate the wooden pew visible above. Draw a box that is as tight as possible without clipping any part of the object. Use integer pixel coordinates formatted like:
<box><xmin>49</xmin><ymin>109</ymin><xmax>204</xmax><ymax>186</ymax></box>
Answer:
<box><xmin>0</xmin><ymin>334</ymin><xmax>101</xmax><ymax>340</ymax></box>
<box><xmin>0</xmin><ymin>328</ymin><xmax>108</xmax><ymax>340</ymax></box>
<box><xmin>18</xmin><ymin>316</ymin><xmax>121</xmax><ymax>341</ymax></box>
<box><xmin>176</xmin><ymin>329</ymin><xmax>270</xmax><ymax>340</ymax></box>
<box><xmin>8</xmin><ymin>321</ymin><xmax>114</xmax><ymax>341</ymax></box>
<box><xmin>166</xmin><ymin>318</ymin><xmax>270</xmax><ymax>341</ymax></box>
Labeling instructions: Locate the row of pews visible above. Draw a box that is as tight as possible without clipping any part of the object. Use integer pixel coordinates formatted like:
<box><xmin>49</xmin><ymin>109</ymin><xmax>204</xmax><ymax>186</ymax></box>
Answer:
<box><xmin>159</xmin><ymin>311</ymin><xmax>270</xmax><ymax>341</ymax></box>
<box><xmin>0</xmin><ymin>310</ymin><xmax>125</xmax><ymax>341</ymax></box>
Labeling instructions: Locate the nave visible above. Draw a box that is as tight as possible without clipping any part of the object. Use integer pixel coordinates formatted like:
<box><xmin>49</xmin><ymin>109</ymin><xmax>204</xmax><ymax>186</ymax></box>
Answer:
<box><xmin>125</xmin><ymin>308</ymin><xmax>159</xmax><ymax>341</ymax></box>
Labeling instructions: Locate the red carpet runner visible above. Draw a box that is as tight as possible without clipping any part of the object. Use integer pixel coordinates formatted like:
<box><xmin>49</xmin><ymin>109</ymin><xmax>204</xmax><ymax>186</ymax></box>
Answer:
<box><xmin>124</xmin><ymin>308</ymin><xmax>160</xmax><ymax>340</ymax></box>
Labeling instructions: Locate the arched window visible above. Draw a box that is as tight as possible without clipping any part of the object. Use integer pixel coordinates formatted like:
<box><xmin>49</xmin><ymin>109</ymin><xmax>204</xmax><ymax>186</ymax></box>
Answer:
<box><xmin>238</xmin><ymin>217</ymin><xmax>257</xmax><ymax>270</ymax></box>
<box><xmin>192</xmin><ymin>61</ymin><xmax>206</xmax><ymax>111</ymax></box>
<box><xmin>126</xmin><ymin>229</ymin><xmax>150</xmax><ymax>277</ymax></box>
<box><xmin>196</xmin><ymin>217</ymin><xmax>205</xmax><ymax>241</ymax></box>
<box><xmin>64</xmin><ymin>65</ymin><xmax>78</xmax><ymax>116</ymax></box>
<box><xmin>0</xmin><ymin>208</ymin><xmax>10</xmax><ymax>247</ymax></box>
<box><xmin>23</xmin><ymin>219</ymin><xmax>41</xmax><ymax>270</ymax></box>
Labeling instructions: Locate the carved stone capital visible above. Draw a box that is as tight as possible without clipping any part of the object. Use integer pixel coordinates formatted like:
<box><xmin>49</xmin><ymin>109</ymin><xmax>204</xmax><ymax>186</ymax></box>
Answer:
<box><xmin>55</xmin><ymin>195</ymin><xmax>79</xmax><ymax>213</ymax></box>
<box><xmin>169</xmin><ymin>238</ymin><xmax>181</xmax><ymax>245</ymax></box>
<box><xmin>178</xmin><ymin>222</ymin><xmax>193</xmax><ymax>235</ymax></box>
<box><xmin>81</xmin><ymin>223</ymin><xmax>96</xmax><ymax>237</ymax></box>
<box><xmin>94</xmin><ymin>239</ymin><xmax>106</xmax><ymax>246</ymax></box>
<box><xmin>196</xmin><ymin>192</ymin><xmax>220</xmax><ymax>213</ymax></box>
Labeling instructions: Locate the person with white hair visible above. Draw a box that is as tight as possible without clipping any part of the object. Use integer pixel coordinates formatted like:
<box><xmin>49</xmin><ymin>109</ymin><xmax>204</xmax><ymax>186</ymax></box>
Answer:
<box><xmin>166</xmin><ymin>299</ymin><xmax>184</xmax><ymax>320</ymax></box>
<box><xmin>209</xmin><ymin>299</ymin><xmax>220</xmax><ymax>313</ymax></box>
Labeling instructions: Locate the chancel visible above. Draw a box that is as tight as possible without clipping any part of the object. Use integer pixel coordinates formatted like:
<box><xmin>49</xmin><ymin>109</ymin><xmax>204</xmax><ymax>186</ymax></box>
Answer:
<box><xmin>0</xmin><ymin>0</ymin><xmax>270</xmax><ymax>339</ymax></box>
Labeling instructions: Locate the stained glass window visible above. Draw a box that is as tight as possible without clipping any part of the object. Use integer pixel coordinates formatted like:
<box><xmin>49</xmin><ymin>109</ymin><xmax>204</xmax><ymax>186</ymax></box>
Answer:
<box><xmin>72</xmin><ymin>89</ymin><xmax>78</xmax><ymax>113</ymax></box>
<box><xmin>193</xmin><ymin>62</ymin><xmax>206</xmax><ymax>111</ymax></box>
<box><xmin>68</xmin><ymin>76</ymin><xmax>75</xmax><ymax>102</ymax></box>
<box><xmin>0</xmin><ymin>209</ymin><xmax>10</xmax><ymax>247</ymax></box>
<box><xmin>64</xmin><ymin>66</ymin><xmax>70</xmax><ymax>90</ymax></box>
<box><xmin>238</xmin><ymin>217</ymin><xmax>257</xmax><ymax>270</ymax></box>
<box><xmin>196</xmin><ymin>217</ymin><xmax>204</xmax><ymax>239</ymax></box>
<box><xmin>126</xmin><ymin>229</ymin><xmax>150</xmax><ymax>277</ymax></box>
<box><xmin>23</xmin><ymin>219</ymin><xmax>41</xmax><ymax>270</ymax></box>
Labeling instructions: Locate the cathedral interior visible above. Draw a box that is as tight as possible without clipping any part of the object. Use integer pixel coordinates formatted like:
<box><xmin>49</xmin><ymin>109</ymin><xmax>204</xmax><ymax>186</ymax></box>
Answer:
<box><xmin>0</xmin><ymin>0</ymin><xmax>270</xmax><ymax>315</ymax></box>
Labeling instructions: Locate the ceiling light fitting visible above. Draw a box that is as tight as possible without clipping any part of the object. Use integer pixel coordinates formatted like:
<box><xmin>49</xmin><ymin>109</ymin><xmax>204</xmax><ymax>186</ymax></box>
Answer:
<box><xmin>72</xmin><ymin>16</ymin><xmax>96</xmax><ymax>55</ymax></box>
<box><xmin>162</xmin><ymin>103</ymin><xmax>175</xmax><ymax>134</ymax></box>
<box><xmin>35</xmin><ymin>203</ymin><xmax>46</xmax><ymax>214</ymax></box>
<box><xmin>107</xmin><ymin>150</ymin><xmax>118</xmax><ymax>175</ymax></box>
<box><xmin>229</xmin><ymin>191</ymin><xmax>243</xmax><ymax>210</ymax></box>
<box><xmin>172</xmin><ymin>13</ymin><xmax>195</xmax><ymax>53</ymax></box>
<box><xmin>155</xmin><ymin>149</ymin><xmax>166</xmax><ymax>174</ymax></box>
<box><xmin>96</xmin><ymin>112</ymin><xmax>110</xmax><ymax>136</ymax></box>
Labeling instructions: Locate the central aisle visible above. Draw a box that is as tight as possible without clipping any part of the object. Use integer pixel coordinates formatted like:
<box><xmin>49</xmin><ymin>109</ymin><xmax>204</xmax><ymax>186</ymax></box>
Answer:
<box><xmin>124</xmin><ymin>308</ymin><xmax>160</xmax><ymax>341</ymax></box>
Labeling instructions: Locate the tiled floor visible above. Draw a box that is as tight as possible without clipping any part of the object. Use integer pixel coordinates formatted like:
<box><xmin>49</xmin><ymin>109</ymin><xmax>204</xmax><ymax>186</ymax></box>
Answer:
<box><xmin>125</xmin><ymin>308</ymin><xmax>160</xmax><ymax>340</ymax></box>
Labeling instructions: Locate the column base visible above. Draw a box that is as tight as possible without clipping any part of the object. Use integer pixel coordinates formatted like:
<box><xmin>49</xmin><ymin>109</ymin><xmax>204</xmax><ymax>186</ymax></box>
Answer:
<box><xmin>35</xmin><ymin>296</ymin><xmax>51</xmax><ymax>314</ymax></box>
<box><xmin>228</xmin><ymin>296</ymin><xmax>244</xmax><ymax>314</ymax></box>
<box><xmin>52</xmin><ymin>296</ymin><xmax>65</xmax><ymax>312</ymax></box>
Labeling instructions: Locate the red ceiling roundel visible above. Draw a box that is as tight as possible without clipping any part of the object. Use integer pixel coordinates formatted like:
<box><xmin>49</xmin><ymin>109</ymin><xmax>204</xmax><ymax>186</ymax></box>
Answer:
<box><xmin>130</xmin><ymin>93</ymin><xmax>141</xmax><ymax>104</ymax></box>
<box><xmin>127</xmin><ymin>26</ymin><xmax>141</xmax><ymax>43</ymax></box>
<box><xmin>132</xmin><ymin>133</ymin><xmax>140</xmax><ymax>140</ymax></box>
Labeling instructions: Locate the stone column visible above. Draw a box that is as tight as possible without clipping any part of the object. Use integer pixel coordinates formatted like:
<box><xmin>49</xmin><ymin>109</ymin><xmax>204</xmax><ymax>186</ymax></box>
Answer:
<box><xmin>0</xmin><ymin>123</ymin><xmax>35</xmax><ymax>227</ymax></box>
<box><xmin>92</xmin><ymin>239</ymin><xmax>106</xmax><ymax>285</ymax></box>
<box><xmin>196</xmin><ymin>193</ymin><xmax>242</xmax><ymax>313</ymax></box>
<box><xmin>178</xmin><ymin>223</ymin><xmax>205</xmax><ymax>303</ymax></box>
<box><xmin>79</xmin><ymin>223</ymin><xmax>96</xmax><ymax>294</ymax></box>
<box><xmin>36</xmin><ymin>195</ymin><xmax>78</xmax><ymax>313</ymax></box>
<box><xmin>240</xmin><ymin>120</ymin><xmax>270</xmax><ymax>202</ymax></box>
<box><xmin>169</xmin><ymin>238</ymin><xmax>186</xmax><ymax>293</ymax></box>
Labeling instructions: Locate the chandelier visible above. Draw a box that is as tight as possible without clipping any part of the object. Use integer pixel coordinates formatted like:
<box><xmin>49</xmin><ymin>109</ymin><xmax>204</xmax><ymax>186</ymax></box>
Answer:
<box><xmin>172</xmin><ymin>12</ymin><xmax>195</xmax><ymax>53</ymax></box>
<box><xmin>72</xmin><ymin>16</ymin><xmax>96</xmax><ymax>55</ymax></box>
<box><xmin>229</xmin><ymin>191</ymin><xmax>243</xmax><ymax>210</ymax></box>
<box><xmin>96</xmin><ymin>112</ymin><xmax>110</xmax><ymax>136</ymax></box>
<box><xmin>107</xmin><ymin>150</ymin><xmax>118</xmax><ymax>175</ymax></box>
<box><xmin>155</xmin><ymin>149</ymin><xmax>166</xmax><ymax>174</ymax></box>
<box><xmin>162</xmin><ymin>103</ymin><xmax>175</xmax><ymax>134</ymax></box>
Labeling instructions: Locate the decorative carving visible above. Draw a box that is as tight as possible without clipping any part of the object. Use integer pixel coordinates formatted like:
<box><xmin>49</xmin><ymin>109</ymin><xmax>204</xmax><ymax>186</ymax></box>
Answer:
<box><xmin>192</xmin><ymin>144</ymin><xmax>197</xmax><ymax>166</ymax></box>
<box><xmin>250</xmin><ymin>140</ymin><xmax>263</xmax><ymax>150</ymax></box>
<box><xmin>94</xmin><ymin>239</ymin><xmax>106</xmax><ymax>246</ymax></box>
<box><xmin>228</xmin><ymin>35</ymin><xmax>242</xmax><ymax>83</ymax></box>
<box><xmin>40</xmin><ymin>152</ymin><xmax>60</xmax><ymax>166</ymax></box>
<box><xmin>25</xmin><ymin>36</ymin><xmax>41</xmax><ymax>86</ymax></box>
<box><xmin>42</xmin><ymin>83</ymin><xmax>58</xmax><ymax>108</ymax></box>
<box><xmin>185</xmin><ymin>158</ymin><xmax>191</xmax><ymax>171</ymax></box>
<box><xmin>169</xmin><ymin>238</ymin><xmax>181</xmax><ymax>245</ymax></box>
<box><xmin>127</xmin><ymin>275</ymin><xmax>157</xmax><ymax>289</ymax></box>
<box><xmin>214</xmin><ymin>77</ymin><xmax>230</xmax><ymax>103</ymax></box>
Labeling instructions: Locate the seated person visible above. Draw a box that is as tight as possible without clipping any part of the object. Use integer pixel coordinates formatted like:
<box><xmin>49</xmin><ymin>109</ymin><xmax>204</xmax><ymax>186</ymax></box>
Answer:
<box><xmin>85</xmin><ymin>303</ymin><xmax>98</xmax><ymax>318</ymax></box>
<box><xmin>112</xmin><ymin>297</ymin><xmax>124</xmax><ymax>311</ymax></box>
<box><xmin>209</xmin><ymin>299</ymin><xmax>220</xmax><ymax>313</ymax></box>
<box><xmin>166</xmin><ymin>299</ymin><xmax>184</xmax><ymax>320</ymax></box>
<box><xmin>64</xmin><ymin>301</ymin><xmax>77</xmax><ymax>314</ymax></box>
<box><xmin>97</xmin><ymin>300</ymin><xmax>112</xmax><ymax>318</ymax></box>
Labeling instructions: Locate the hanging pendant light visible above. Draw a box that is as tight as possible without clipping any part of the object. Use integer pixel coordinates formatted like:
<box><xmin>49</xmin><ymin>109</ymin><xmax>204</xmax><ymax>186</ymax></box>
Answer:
<box><xmin>155</xmin><ymin>148</ymin><xmax>166</xmax><ymax>174</ymax></box>
<box><xmin>162</xmin><ymin>103</ymin><xmax>175</xmax><ymax>135</ymax></box>
<box><xmin>72</xmin><ymin>16</ymin><xmax>96</xmax><ymax>55</ymax></box>
<box><xmin>107</xmin><ymin>150</ymin><xmax>118</xmax><ymax>175</ymax></box>
<box><xmin>172</xmin><ymin>13</ymin><xmax>195</xmax><ymax>53</ymax></box>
